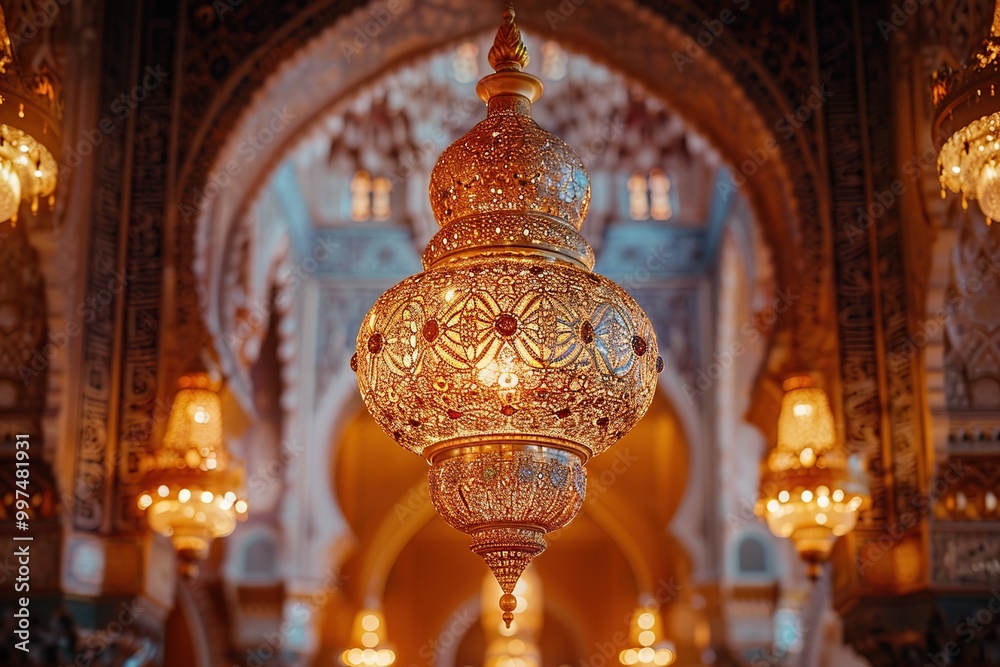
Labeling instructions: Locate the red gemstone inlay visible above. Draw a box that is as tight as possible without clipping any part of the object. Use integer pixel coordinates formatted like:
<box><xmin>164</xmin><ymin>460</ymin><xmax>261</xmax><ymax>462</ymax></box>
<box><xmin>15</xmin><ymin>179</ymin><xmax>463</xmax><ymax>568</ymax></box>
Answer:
<box><xmin>581</xmin><ymin>320</ymin><xmax>595</xmax><ymax>343</ymax></box>
<box><xmin>368</xmin><ymin>333</ymin><xmax>384</xmax><ymax>354</ymax></box>
<box><xmin>349</xmin><ymin>353</ymin><xmax>358</xmax><ymax>372</ymax></box>
<box><xmin>501</xmin><ymin>405</ymin><xmax>516</xmax><ymax>416</ymax></box>
<box><xmin>495</xmin><ymin>313</ymin><xmax>518</xmax><ymax>336</ymax></box>
<box><xmin>631</xmin><ymin>335</ymin><xmax>647</xmax><ymax>356</ymax></box>
<box><xmin>556</xmin><ymin>408</ymin><xmax>571</xmax><ymax>419</ymax></box>
<box><xmin>423</xmin><ymin>319</ymin><xmax>439</xmax><ymax>342</ymax></box>
<box><xmin>447</xmin><ymin>409</ymin><xmax>463</xmax><ymax>419</ymax></box>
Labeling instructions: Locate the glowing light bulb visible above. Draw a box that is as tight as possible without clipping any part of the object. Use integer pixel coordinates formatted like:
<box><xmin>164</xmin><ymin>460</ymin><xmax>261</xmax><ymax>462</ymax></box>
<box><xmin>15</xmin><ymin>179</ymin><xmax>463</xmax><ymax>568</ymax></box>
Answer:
<box><xmin>157</xmin><ymin>485</ymin><xmax>170</xmax><ymax>497</ymax></box>
<box><xmin>137</xmin><ymin>494</ymin><xmax>152</xmax><ymax>509</ymax></box>
<box><xmin>799</xmin><ymin>447</ymin><xmax>816</xmax><ymax>467</ymax></box>
<box><xmin>201</xmin><ymin>491</ymin><xmax>214</xmax><ymax>503</ymax></box>
<box><xmin>362</xmin><ymin>614</ymin><xmax>380</xmax><ymax>632</ymax></box>
<box><xmin>978</xmin><ymin>161</ymin><xmax>1000</xmax><ymax>222</ymax></box>
<box><xmin>178</xmin><ymin>488</ymin><xmax>191</xmax><ymax>502</ymax></box>
<box><xmin>193</xmin><ymin>406</ymin><xmax>210</xmax><ymax>423</ymax></box>
<box><xmin>778</xmin><ymin>490</ymin><xmax>790</xmax><ymax>503</ymax></box>
<box><xmin>637</xmin><ymin>612</ymin><xmax>655</xmax><ymax>630</ymax></box>
<box><xmin>792</xmin><ymin>403</ymin><xmax>813</xmax><ymax>417</ymax></box>
<box><xmin>801</xmin><ymin>489</ymin><xmax>813</xmax><ymax>503</ymax></box>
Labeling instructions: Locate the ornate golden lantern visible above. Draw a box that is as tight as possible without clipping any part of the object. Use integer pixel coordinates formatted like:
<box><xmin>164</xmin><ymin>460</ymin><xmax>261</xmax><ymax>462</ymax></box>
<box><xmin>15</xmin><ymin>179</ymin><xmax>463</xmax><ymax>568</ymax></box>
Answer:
<box><xmin>0</xmin><ymin>6</ymin><xmax>59</xmax><ymax>223</ymax></box>
<box><xmin>353</xmin><ymin>3</ymin><xmax>660</xmax><ymax>626</ymax></box>
<box><xmin>933</xmin><ymin>1</ymin><xmax>1000</xmax><ymax>224</ymax></box>
<box><xmin>756</xmin><ymin>376</ymin><xmax>869</xmax><ymax>578</ymax></box>
<box><xmin>137</xmin><ymin>373</ymin><xmax>248</xmax><ymax>574</ymax></box>
<box><xmin>340</xmin><ymin>609</ymin><xmax>396</xmax><ymax>667</ymax></box>
<box><xmin>619</xmin><ymin>603</ymin><xmax>676</xmax><ymax>666</ymax></box>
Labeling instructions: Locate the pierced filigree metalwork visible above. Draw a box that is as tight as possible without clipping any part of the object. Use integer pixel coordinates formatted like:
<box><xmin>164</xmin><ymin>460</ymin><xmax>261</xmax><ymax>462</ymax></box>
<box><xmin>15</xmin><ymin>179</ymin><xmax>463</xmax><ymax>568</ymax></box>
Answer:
<box><xmin>354</xmin><ymin>3</ymin><xmax>659</xmax><ymax>625</ymax></box>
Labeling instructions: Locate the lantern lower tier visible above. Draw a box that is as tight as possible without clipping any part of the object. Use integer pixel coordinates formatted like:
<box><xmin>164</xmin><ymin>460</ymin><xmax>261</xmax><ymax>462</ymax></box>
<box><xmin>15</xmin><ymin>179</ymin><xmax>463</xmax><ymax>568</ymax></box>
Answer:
<box><xmin>427</xmin><ymin>442</ymin><xmax>586</xmax><ymax>627</ymax></box>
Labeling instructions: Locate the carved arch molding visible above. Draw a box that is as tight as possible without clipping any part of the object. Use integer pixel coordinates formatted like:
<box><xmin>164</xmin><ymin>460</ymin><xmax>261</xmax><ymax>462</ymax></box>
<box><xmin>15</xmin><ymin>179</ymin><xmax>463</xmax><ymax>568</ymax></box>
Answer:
<box><xmin>72</xmin><ymin>0</ymin><xmax>921</xmax><ymax>617</ymax></box>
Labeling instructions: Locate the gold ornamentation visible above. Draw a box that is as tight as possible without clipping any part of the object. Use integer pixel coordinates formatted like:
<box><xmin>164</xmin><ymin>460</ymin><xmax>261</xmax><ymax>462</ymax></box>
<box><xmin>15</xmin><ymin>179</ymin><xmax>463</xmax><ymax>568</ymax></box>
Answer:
<box><xmin>933</xmin><ymin>0</ymin><xmax>1000</xmax><ymax>224</ymax></box>
<box><xmin>756</xmin><ymin>376</ymin><xmax>869</xmax><ymax>578</ymax></box>
<box><xmin>137</xmin><ymin>373</ymin><xmax>248</xmax><ymax>575</ymax></box>
<box><xmin>487</xmin><ymin>2</ymin><xmax>529</xmax><ymax>73</ymax></box>
<box><xmin>0</xmin><ymin>6</ymin><xmax>59</xmax><ymax>224</ymax></box>
<box><xmin>355</xmin><ymin>3</ymin><xmax>659</xmax><ymax>625</ymax></box>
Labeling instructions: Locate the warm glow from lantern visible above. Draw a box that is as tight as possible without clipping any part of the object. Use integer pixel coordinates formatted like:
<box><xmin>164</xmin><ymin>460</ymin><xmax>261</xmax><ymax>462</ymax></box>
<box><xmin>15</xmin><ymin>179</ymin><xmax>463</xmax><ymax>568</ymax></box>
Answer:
<box><xmin>757</xmin><ymin>376</ymin><xmax>869</xmax><ymax>577</ymax></box>
<box><xmin>933</xmin><ymin>9</ymin><xmax>1000</xmax><ymax>225</ymax></box>
<box><xmin>137</xmin><ymin>373</ymin><xmax>247</xmax><ymax>570</ymax></box>
<box><xmin>343</xmin><ymin>610</ymin><xmax>395</xmax><ymax>667</ymax></box>
<box><xmin>352</xmin><ymin>3</ymin><xmax>660</xmax><ymax>628</ymax></box>
<box><xmin>620</xmin><ymin>604</ymin><xmax>675</xmax><ymax>666</ymax></box>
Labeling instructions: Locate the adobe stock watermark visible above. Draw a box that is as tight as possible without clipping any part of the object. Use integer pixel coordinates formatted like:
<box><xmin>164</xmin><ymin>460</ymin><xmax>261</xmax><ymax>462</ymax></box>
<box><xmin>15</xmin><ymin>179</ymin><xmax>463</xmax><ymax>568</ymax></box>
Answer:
<box><xmin>672</xmin><ymin>0</ymin><xmax>752</xmax><ymax>73</ymax></box>
<box><xmin>74</xmin><ymin>599</ymin><xmax>147</xmax><ymax>667</ymax></box>
<box><xmin>545</xmin><ymin>0</ymin><xmax>587</xmax><ymax>30</ymax></box>
<box><xmin>244</xmin><ymin>569</ymin><xmax>349</xmax><ymax>667</ymax></box>
<box><xmin>843</xmin><ymin>136</ymin><xmax>947</xmax><ymax>244</ymax></box>
<box><xmin>180</xmin><ymin>106</ymin><xmax>295</xmax><ymax>223</ymax></box>
<box><xmin>682</xmin><ymin>287</ymin><xmax>800</xmax><ymax>404</ymax></box>
<box><xmin>885</xmin><ymin>253</ymin><xmax>1000</xmax><ymax>373</ymax></box>
<box><xmin>878</xmin><ymin>0</ymin><xmax>931</xmax><ymax>41</ymax></box>
<box><xmin>62</xmin><ymin>66</ymin><xmax>170</xmax><ymax>174</ymax></box>
<box><xmin>17</xmin><ymin>270</ymin><xmax>131</xmax><ymax>384</ymax></box>
<box><xmin>924</xmin><ymin>589</ymin><xmax>1000</xmax><ymax>667</ymax></box>
<box><xmin>222</xmin><ymin>235</ymin><xmax>339</xmax><ymax>351</ymax></box>
<box><xmin>407</xmin><ymin>606</ymin><xmax>479</xmax><ymax>667</ymax></box>
<box><xmin>6</xmin><ymin>0</ymin><xmax>70</xmax><ymax>48</ymax></box>
<box><xmin>716</xmin><ymin>85</ymin><xmax>832</xmax><ymax>201</ymax></box>
<box><xmin>856</xmin><ymin>459</ymin><xmax>967</xmax><ymax>576</ymax></box>
<box><xmin>246</xmin><ymin>438</ymin><xmax>307</xmax><ymax>497</ymax></box>
<box><xmin>339</xmin><ymin>0</ymin><xmax>411</xmax><ymax>63</ymax></box>
<box><xmin>571</xmin><ymin>578</ymin><xmax>682</xmax><ymax>667</ymax></box>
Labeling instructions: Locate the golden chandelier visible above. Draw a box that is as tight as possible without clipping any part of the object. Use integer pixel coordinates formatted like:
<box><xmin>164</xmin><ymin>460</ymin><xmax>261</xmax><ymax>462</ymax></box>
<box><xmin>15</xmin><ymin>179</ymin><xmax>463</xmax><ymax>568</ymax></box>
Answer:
<box><xmin>933</xmin><ymin>1</ymin><xmax>1000</xmax><ymax>224</ymax></box>
<box><xmin>137</xmin><ymin>373</ymin><xmax>248</xmax><ymax>575</ymax></box>
<box><xmin>0</xmin><ymin>6</ymin><xmax>58</xmax><ymax>223</ymax></box>
<box><xmin>756</xmin><ymin>376</ymin><xmax>868</xmax><ymax>578</ymax></box>
<box><xmin>353</xmin><ymin>3</ymin><xmax>660</xmax><ymax>626</ymax></box>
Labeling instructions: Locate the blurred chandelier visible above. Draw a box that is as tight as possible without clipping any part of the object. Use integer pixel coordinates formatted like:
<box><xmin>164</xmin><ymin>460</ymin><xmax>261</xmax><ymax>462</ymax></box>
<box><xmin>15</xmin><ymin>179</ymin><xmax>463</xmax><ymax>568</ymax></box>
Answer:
<box><xmin>0</xmin><ymin>6</ymin><xmax>59</xmax><ymax>223</ymax></box>
<box><xmin>756</xmin><ymin>376</ymin><xmax>869</xmax><ymax>578</ymax></box>
<box><xmin>341</xmin><ymin>609</ymin><xmax>396</xmax><ymax>667</ymax></box>
<box><xmin>619</xmin><ymin>604</ymin><xmax>676</xmax><ymax>666</ymax></box>
<box><xmin>353</xmin><ymin>2</ymin><xmax>660</xmax><ymax>627</ymax></box>
<box><xmin>137</xmin><ymin>373</ymin><xmax>248</xmax><ymax>575</ymax></box>
<box><xmin>933</xmin><ymin>0</ymin><xmax>1000</xmax><ymax>225</ymax></box>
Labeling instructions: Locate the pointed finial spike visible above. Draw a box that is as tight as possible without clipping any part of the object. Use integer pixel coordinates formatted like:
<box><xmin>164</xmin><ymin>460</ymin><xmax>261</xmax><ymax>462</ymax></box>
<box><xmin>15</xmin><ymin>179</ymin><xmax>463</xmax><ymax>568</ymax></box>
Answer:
<box><xmin>488</xmin><ymin>1</ymin><xmax>529</xmax><ymax>73</ymax></box>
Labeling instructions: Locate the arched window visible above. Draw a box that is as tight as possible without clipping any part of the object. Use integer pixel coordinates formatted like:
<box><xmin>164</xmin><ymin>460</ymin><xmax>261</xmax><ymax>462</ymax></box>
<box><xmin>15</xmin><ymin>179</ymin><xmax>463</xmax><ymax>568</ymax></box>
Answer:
<box><xmin>649</xmin><ymin>168</ymin><xmax>673</xmax><ymax>221</ymax></box>
<box><xmin>737</xmin><ymin>535</ymin><xmax>769</xmax><ymax>574</ymax></box>
<box><xmin>244</xmin><ymin>536</ymin><xmax>277</xmax><ymax>577</ymax></box>
<box><xmin>372</xmin><ymin>176</ymin><xmax>392</xmax><ymax>221</ymax></box>
<box><xmin>350</xmin><ymin>171</ymin><xmax>392</xmax><ymax>222</ymax></box>
<box><xmin>628</xmin><ymin>169</ymin><xmax>674</xmax><ymax>222</ymax></box>
<box><xmin>628</xmin><ymin>171</ymin><xmax>649</xmax><ymax>220</ymax></box>
<box><xmin>350</xmin><ymin>170</ymin><xmax>372</xmax><ymax>221</ymax></box>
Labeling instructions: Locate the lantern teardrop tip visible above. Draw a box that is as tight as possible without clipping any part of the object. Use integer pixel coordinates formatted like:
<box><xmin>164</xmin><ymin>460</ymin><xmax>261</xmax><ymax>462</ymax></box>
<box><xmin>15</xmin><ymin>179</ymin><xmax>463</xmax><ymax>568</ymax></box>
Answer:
<box><xmin>499</xmin><ymin>592</ymin><xmax>517</xmax><ymax>628</ymax></box>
